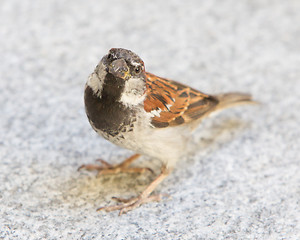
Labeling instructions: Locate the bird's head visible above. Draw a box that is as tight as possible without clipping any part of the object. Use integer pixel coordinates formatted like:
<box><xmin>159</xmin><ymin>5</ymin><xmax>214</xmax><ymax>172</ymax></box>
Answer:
<box><xmin>87</xmin><ymin>48</ymin><xmax>147</xmax><ymax>106</ymax></box>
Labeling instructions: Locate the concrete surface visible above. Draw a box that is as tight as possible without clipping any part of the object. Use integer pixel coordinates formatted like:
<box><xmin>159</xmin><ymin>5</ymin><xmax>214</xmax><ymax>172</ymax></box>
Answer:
<box><xmin>0</xmin><ymin>0</ymin><xmax>299</xmax><ymax>239</ymax></box>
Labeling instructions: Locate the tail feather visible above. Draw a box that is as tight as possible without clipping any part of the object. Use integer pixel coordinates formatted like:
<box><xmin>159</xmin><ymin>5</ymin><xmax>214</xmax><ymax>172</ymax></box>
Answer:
<box><xmin>214</xmin><ymin>92</ymin><xmax>256</xmax><ymax>111</ymax></box>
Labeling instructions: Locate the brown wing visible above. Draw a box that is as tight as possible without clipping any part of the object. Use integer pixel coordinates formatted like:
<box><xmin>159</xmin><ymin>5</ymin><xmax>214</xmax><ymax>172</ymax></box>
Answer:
<box><xmin>144</xmin><ymin>72</ymin><xmax>219</xmax><ymax>128</ymax></box>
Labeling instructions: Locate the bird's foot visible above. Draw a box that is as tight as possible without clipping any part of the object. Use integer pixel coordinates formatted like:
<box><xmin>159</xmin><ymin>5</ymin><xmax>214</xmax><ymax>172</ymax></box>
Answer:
<box><xmin>78</xmin><ymin>154</ymin><xmax>153</xmax><ymax>176</ymax></box>
<box><xmin>97</xmin><ymin>193</ymin><xmax>168</xmax><ymax>215</ymax></box>
<box><xmin>96</xmin><ymin>168</ymin><xmax>170</xmax><ymax>215</ymax></box>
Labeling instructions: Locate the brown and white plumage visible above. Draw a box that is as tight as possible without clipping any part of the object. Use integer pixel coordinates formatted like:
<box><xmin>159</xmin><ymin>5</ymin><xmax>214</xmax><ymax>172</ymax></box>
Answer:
<box><xmin>144</xmin><ymin>72</ymin><xmax>253</xmax><ymax>128</ymax></box>
<box><xmin>81</xmin><ymin>48</ymin><xmax>255</xmax><ymax>215</ymax></box>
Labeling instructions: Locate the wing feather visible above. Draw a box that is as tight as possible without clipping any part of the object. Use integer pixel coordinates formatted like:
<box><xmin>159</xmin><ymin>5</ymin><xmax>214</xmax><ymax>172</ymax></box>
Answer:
<box><xmin>144</xmin><ymin>72</ymin><xmax>218</xmax><ymax>128</ymax></box>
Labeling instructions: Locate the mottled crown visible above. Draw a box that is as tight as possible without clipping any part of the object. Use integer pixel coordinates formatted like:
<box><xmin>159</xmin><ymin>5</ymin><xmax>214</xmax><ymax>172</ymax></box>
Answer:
<box><xmin>108</xmin><ymin>48</ymin><xmax>144</xmax><ymax>66</ymax></box>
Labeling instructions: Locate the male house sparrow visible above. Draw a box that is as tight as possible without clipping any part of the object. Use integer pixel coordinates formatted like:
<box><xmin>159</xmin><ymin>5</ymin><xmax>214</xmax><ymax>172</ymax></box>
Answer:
<box><xmin>80</xmin><ymin>48</ymin><xmax>254</xmax><ymax>215</ymax></box>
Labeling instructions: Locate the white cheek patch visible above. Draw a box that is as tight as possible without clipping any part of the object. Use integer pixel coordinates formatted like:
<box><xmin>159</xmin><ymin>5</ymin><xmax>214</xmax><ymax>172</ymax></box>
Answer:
<box><xmin>119</xmin><ymin>77</ymin><xmax>146</xmax><ymax>107</ymax></box>
<box><xmin>87</xmin><ymin>62</ymin><xmax>106</xmax><ymax>97</ymax></box>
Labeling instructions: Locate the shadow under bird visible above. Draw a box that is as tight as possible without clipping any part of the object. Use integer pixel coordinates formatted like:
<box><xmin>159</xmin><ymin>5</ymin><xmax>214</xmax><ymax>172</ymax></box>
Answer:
<box><xmin>79</xmin><ymin>48</ymin><xmax>255</xmax><ymax>215</ymax></box>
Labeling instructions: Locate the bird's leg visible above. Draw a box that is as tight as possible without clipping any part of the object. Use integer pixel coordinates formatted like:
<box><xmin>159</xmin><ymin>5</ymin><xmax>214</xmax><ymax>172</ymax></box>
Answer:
<box><xmin>97</xmin><ymin>166</ymin><xmax>171</xmax><ymax>215</ymax></box>
<box><xmin>78</xmin><ymin>154</ymin><xmax>153</xmax><ymax>175</ymax></box>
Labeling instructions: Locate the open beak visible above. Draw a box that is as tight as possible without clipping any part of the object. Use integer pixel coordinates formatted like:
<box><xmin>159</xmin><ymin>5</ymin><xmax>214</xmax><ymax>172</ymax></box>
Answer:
<box><xmin>108</xmin><ymin>58</ymin><xmax>131</xmax><ymax>80</ymax></box>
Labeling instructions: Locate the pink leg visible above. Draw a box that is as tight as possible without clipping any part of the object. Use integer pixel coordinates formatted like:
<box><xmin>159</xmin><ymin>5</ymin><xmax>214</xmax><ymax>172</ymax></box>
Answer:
<box><xmin>97</xmin><ymin>166</ymin><xmax>171</xmax><ymax>215</ymax></box>
<box><xmin>78</xmin><ymin>154</ymin><xmax>153</xmax><ymax>175</ymax></box>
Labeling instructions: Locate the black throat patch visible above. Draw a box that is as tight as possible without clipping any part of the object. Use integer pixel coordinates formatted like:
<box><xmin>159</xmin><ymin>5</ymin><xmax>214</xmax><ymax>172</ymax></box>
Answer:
<box><xmin>84</xmin><ymin>74</ymin><xmax>135</xmax><ymax>137</ymax></box>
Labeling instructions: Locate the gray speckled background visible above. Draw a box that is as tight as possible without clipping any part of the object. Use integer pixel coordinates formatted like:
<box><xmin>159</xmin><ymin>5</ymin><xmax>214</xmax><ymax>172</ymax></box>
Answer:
<box><xmin>1</xmin><ymin>0</ymin><xmax>299</xmax><ymax>239</ymax></box>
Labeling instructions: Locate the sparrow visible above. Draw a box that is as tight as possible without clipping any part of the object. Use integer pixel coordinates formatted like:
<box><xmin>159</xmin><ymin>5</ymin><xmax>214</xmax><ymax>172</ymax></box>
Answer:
<box><xmin>80</xmin><ymin>48</ymin><xmax>255</xmax><ymax>215</ymax></box>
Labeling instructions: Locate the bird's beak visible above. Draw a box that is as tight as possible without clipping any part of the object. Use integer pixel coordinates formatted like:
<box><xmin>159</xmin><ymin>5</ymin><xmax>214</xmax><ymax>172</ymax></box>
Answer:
<box><xmin>120</xmin><ymin>69</ymin><xmax>131</xmax><ymax>80</ymax></box>
<box><xmin>108</xmin><ymin>58</ymin><xmax>131</xmax><ymax>80</ymax></box>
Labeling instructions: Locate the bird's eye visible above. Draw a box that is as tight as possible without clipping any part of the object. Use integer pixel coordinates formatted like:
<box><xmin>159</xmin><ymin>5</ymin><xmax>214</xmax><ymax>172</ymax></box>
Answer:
<box><xmin>135</xmin><ymin>66</ymin><xmax>142</xmax><ymax>74</ymax></box>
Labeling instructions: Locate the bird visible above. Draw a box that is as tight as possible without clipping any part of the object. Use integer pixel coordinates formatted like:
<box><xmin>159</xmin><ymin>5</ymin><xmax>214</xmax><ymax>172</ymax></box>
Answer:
<box><xmin>79</xmin><ymin>48</ymin><xmax>255</xmax><ymax>215</ymax></box>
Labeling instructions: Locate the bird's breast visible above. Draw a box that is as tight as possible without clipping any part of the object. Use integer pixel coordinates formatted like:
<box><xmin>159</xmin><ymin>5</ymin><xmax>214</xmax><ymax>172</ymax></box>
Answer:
<box><xmin>84</xmin><ymin>85</ymin><xmax>136</xmax><ymax>137</ymax></box>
